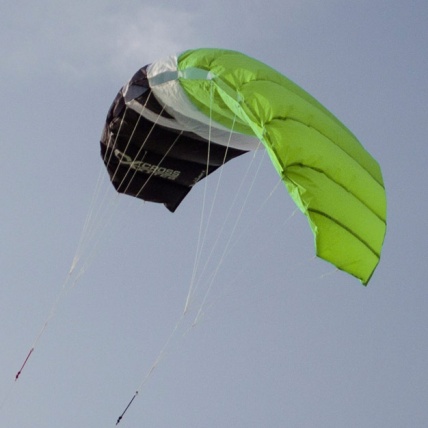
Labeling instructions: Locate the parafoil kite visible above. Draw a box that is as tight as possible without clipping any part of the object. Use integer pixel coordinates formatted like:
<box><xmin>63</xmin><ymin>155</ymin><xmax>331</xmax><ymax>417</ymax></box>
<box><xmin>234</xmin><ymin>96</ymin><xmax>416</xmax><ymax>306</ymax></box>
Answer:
<box><xmin>100</xmin><ymin>48</ymin><xmax>386</xmax><ymax>284</ymax></box>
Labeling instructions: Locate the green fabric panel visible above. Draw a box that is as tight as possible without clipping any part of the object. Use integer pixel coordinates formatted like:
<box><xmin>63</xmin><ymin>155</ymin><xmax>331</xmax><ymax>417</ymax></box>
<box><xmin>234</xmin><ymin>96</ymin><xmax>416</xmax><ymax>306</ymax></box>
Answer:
<box><xmin>177</xmin><ymin>48</ymin><xmax>387</xmax><ymax>284</ymax></box>
<box><xmin>285</xmin><ymin>166</ymin><xmax>384</xmax><ymax>284</ymax></box>
<box><xmin>308</xmin><ymin>211</ymin><xmax>380</xmax><ymax>284</ymax></box>
<box><xmin>265</xmin><ymin>120</ymin><xmax>386</xmax><ymax>221</ymax></box>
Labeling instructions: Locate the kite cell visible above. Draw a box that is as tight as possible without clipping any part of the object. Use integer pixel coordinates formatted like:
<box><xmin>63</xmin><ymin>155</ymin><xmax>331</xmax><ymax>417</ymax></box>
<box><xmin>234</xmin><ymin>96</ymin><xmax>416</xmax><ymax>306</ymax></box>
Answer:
<box><xmin>100</xmin><ymin>48</ymin><xmax>387</xmax><ymax>284</ymax></box>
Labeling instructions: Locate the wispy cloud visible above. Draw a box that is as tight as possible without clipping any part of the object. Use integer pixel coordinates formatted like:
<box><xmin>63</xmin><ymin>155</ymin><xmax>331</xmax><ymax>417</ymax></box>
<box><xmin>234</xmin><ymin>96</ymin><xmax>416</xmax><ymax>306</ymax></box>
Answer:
<box><xmin>2</xmin><ymin>2</ymin><xmax>196</xmax><ymax>82</ymax></box>
<box><xmin>104</xmin><ymin>6</ymin><xmax>195</xmax><ymax>76</ymax></box>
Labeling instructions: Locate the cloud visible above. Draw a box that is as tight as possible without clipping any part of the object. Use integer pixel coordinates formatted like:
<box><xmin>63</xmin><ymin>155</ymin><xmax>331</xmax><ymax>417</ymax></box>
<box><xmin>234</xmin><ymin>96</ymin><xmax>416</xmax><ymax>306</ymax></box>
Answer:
<box><xmin>2</xmin><ymin>2</ymin><xmax>196</xmax><ymax>82</ymax></box>
<box><xmin>103</xmin><ymin>6</ymin><xmax>196</xmax><ymax>76</ymax></box>
<box><xmin>56</xmin><ymin>5</ymin><xmax>197</xmax><ymax>81</ymax></box>
<box><xmin>2</xmin><ymin>0</ymin><xmax>324</xmax><ymax>85</ymax></box>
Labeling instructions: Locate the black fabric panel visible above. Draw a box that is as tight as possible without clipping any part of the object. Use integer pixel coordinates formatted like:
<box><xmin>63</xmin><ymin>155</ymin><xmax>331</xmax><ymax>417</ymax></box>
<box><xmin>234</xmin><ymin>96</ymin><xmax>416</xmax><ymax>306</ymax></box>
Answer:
<box><xmin>100</xmin><ymin>65</ymin><xmax>248</xmax><ymax>212</ymax></box>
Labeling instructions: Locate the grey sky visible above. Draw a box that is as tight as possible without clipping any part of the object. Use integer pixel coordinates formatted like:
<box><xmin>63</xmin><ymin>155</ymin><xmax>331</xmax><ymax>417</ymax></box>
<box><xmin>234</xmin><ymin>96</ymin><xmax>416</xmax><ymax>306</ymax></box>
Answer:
<box><xmin>1</xmin><ymin>1</ymin><xmax>427</xmax><ymax>427</ymax></box>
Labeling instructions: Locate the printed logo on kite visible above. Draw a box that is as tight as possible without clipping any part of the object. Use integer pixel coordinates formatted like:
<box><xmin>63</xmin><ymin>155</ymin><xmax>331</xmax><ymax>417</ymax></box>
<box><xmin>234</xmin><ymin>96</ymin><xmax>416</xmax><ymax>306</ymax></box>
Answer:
<box><xmin>114</xmin><ymin>149</ymin><xmax>181</xmax><ymax>181</ymax></box>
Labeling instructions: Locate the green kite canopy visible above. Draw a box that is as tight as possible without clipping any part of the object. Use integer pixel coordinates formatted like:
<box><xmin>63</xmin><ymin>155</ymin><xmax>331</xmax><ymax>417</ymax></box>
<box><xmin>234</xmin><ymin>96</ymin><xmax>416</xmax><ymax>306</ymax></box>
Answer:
<box><xmin>101</xmin><ymin>48</ymin><xmax>387</xmax><ymax>284</ymax></box>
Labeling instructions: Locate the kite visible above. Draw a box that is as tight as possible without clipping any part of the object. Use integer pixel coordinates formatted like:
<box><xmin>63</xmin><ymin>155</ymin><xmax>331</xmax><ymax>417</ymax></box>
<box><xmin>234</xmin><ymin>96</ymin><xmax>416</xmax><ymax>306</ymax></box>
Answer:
<box><xmin>100</xmin><ymin>48</ymin><xmax>387</xmax><ymax>285</ymax></box>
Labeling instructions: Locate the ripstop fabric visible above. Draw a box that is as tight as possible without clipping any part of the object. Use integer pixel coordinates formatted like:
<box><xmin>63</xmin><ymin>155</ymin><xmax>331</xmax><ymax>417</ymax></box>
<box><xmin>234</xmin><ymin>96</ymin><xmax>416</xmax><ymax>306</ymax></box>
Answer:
<box><xmin>101</xmin><ymin>48</ymin><xmax>387</xmax><ymax>284</ymax></box>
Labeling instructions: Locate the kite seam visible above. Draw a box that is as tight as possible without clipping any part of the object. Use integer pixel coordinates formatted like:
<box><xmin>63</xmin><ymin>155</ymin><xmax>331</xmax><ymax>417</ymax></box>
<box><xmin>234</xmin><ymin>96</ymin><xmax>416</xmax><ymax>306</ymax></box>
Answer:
<box><xmin>285</xmin><ymin>162</ymin><xmax>386</xmax><ymax>224</ymax></box>
<box><xmin>307</xmin><ymin>207</ymin><xmax>381</xmax><ymax>260</ymax></box>
<box><xmin>268</xmin><ymin>116</ymin><xmax>385</xmax><ymax>190</ymax></box>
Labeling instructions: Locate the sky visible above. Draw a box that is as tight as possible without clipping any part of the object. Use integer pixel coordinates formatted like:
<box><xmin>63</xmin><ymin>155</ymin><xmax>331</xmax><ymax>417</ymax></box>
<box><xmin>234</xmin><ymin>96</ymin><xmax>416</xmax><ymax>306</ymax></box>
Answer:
<box><xmin>1</xmin><ymin>0</ymin><xmax>427</xmax><ymax>427</ymax></box>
